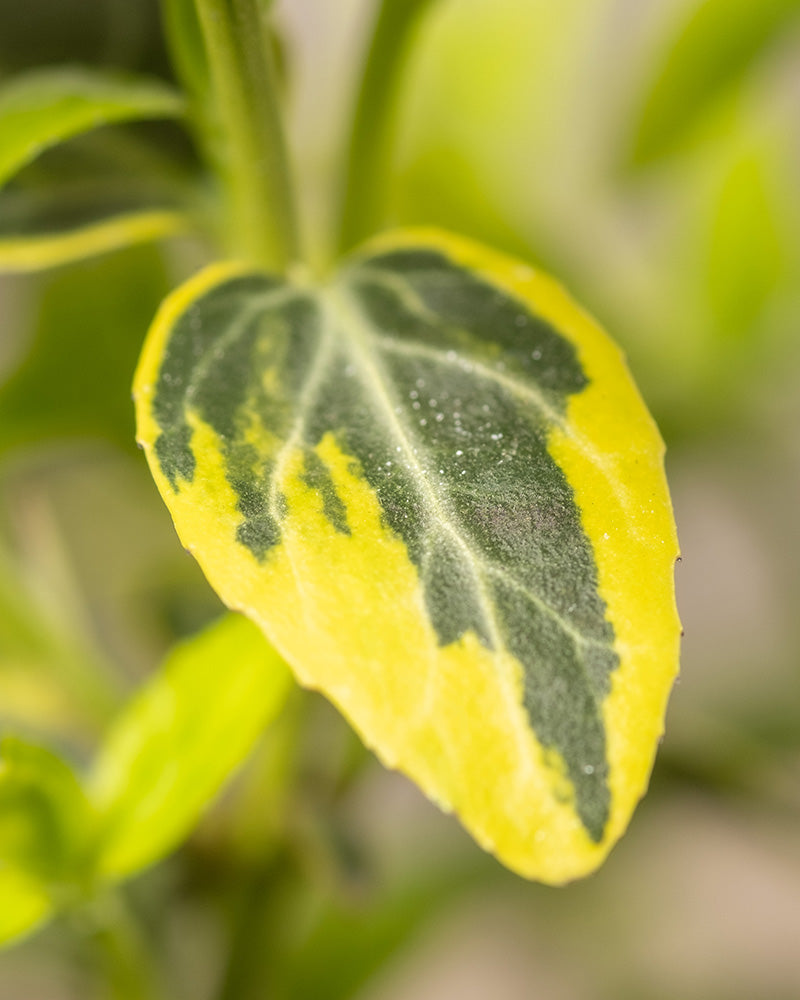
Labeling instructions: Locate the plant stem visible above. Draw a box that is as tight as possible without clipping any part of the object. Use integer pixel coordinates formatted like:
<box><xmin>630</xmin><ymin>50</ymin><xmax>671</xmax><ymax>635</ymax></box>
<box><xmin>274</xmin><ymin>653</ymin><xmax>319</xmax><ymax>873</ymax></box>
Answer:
<box><xmin>214</xmin><ymin>853</ymin><xmax>295</xmax><ymax>1000</ymax></box>
<box><xmin>83</xmin><ymin>892</ymin><xmax>166</xmax><ymax>1000</ymax></box>
<box><xmin>336</xmin><ymin>0</ymin><xmax>438</xmax><ymax>254</ymax></box>
<box><xmin>193</xmin><ymin>0</ymin><xmax>300</xmax><ymax>270</ymax></box>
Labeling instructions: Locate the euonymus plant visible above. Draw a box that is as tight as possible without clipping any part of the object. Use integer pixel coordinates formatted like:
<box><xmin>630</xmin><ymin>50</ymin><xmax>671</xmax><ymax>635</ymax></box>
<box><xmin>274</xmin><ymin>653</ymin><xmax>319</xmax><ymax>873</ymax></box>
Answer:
<box><xmin>0</xmin><ymin>0</ymin><xmax>680</xmax><ymax>949</ymax></box>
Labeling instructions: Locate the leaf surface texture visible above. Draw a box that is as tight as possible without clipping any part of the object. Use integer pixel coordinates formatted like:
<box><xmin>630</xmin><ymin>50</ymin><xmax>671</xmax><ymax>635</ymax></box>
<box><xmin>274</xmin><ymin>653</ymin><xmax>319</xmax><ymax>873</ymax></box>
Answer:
<box><xmin>135</xmin><ymin>229</ymin><xmax>680</xmax><ymax>882</ymax></box>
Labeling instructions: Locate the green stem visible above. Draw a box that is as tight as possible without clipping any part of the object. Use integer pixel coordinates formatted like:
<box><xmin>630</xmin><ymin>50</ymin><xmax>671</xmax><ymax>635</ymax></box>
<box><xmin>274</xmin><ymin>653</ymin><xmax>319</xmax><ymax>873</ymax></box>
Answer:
<box><xmin>336</xmin><ymin>0</ymin><xmax>438</xmax><ymax>255</ymax></box>
<box><xmin>83</xmin><ymin>892</ymin><xmax>166</xmax><ymax>1000</ymax></box>
<box><xmin>160</xmin><ymin>0</ymin><xmax>210</xmax><ymax>106</ymax></box>
<box><xmin>215</xmin><ymin>853</ymin><xmax>295</xmax><ymax>1000</ymax></box>
<box><xmin>194</xmin><ymin>0</ymin><xmax>299</xmax><ymax>270</ymax></box>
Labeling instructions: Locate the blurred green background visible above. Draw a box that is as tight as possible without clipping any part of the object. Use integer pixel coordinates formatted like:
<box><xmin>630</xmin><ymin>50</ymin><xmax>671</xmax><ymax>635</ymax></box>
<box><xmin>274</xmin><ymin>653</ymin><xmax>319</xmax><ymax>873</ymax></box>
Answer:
<box><xmin>2</xmin><ymin>0</ymin><xmax>800</xmax><ymax>997</ymax></box>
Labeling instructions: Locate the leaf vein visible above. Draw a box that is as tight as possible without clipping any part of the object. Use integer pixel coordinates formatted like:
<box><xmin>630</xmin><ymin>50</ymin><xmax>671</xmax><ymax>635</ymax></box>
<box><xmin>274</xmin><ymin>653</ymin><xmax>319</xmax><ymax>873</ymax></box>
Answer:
<box><xmin>356</xmin><ymin>267</ymin><xmax>639</xmax><ymax>530</ymax></box>
<box><xmin>184</xmin><ymin>283</ymin><xmax>302</xmax><ymax>409</ymax></box>
<box><xmin>329</xmin><ymin>284</ymin><xmax>611</xmax><ymax>726</ymax></box>
<box><xmin>326</xmin><ymin>285</ymin><xmax>506</xmax><ymax>653</ymax></box>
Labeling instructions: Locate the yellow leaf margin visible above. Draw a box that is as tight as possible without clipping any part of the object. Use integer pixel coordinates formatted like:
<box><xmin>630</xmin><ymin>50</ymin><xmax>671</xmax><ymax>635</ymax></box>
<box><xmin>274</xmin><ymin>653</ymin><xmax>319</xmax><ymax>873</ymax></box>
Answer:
<box><xmin>0</xmin><ymin>210</ymin><xmax>188</xmax><ymax>273</ymax></box>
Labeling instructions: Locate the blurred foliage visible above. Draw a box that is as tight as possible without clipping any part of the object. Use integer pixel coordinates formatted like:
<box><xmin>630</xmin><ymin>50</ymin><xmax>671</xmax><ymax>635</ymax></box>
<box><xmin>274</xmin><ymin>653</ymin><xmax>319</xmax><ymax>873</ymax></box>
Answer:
<box><xmin>0</xmin><ymin>0</ymin><xmax>169</xmax><ymax>78</ymax></box>
<box><xmin>625</xmin><ymin>0</ymin><xmax>800</xmax><ymax>167</ymax></box>
<box><xmin>1</xmin><ymin>0</ymin><xmax>800</xmax><ymax>998</ymax></box>
<box><xmin>91</xmin><ymin>613</ymin><xmax>292</xmax><ymax>881</ymax></box>
<box><xmin>0</xmin><ymin>736</ymin><xmax>92</xmax><ymax>885</ymax></box>
<box><xmin>0</xmin><ymin>247</ymin><xmax>171</xmax><ymax>455</ymax></box>
<box><xmin>388</xmin><ymin>0</ymin><xmax>800</xmax><ymax>435</ymax></box>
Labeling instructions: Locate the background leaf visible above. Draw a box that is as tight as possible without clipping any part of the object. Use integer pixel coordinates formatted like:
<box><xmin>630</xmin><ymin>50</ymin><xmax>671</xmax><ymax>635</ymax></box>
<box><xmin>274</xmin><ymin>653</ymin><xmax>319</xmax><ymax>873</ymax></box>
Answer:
<box><xmin>0</xmin><ymin>736</ymin><xmax>92</xmax><ymax>884</ymax></box>
<box><xmin>0</xmin><ymin>121</ymin><xmax>199</xmax><ymax>272</ymax></box>
<box><xmin>626</xmin><ymin>0</ymin><xmax>800</xmax><ymax>167</ymax></box>
<box><xmin>0</xmin><ymin>244</ymin><xmax>171</xmax><ymax>455</ymax></box>
<box><xmin>0</xmin><ymin>867</ymin><xmax>52</xmax><ymax>948</ymax></box>
<box><xmin>0</xmin><ymin>210</ymin><xmax>188</xmax><ymax>273</ymax></box>
<box><xmin>706</xmin><ymin>149</ymin><xmax>783</xmax><ymax>340</ymax></box>
<box><xmin>0</xmin><ymin>541</ymin><xmax>120</xmax><ymax>746</ymax></box>
<box><xmin>89</xmin><ymin>612</ymin><xmax>292</xmax><ymax>880</ymax></box>
<box><xmin>0</xmin><ymin>67</ymin><xmax>184</xmax><ymax>188</ymax></box>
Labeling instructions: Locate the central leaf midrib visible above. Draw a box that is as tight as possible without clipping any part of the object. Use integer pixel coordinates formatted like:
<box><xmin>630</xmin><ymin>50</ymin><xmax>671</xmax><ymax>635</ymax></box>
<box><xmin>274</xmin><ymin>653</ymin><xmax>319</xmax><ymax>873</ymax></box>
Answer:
<box><xmin>363</xmin><ymin>331</ymin><xmax>616</xmax><ymax>657</ymax></box>
<box><xmin>355</xmin><ymin>264</ymin><xmax>637</xmax><ymax>526</ymax></box>
<box><xmin>323</xmin><ymin>281</ymin><xmax>505</xmax><ymax>653</ymax></box>
<box><xmin>355</xmin><ymin>265</ymin><xmax>567</xmax><ymax>427</ymax></box>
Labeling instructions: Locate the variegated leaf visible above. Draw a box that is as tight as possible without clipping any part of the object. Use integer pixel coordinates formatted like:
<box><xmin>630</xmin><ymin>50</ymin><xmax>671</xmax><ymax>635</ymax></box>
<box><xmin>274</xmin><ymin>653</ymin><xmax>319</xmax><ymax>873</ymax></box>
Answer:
<box><xmin>134</xmin><ymin>229</ymin><xmax>680</xmax><ymax>883</ymax></box>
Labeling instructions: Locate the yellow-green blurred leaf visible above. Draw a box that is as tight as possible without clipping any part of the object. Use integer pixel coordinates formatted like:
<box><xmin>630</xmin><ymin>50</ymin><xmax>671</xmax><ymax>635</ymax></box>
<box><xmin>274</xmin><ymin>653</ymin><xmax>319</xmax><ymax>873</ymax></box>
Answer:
<box><xmin>0</xmin><ymin>736</ymin><xmax>92</xmax><ymax>884</ymax></box>
<box><xmin>0</xmin><ymin>867</ymin><xmax>52</xmax><ymax>948</ymax></box>
<box><xmin>0</xmin><ymin>67</ymin><xmax>185</xmax><ymax>188</ymax></box>
<box><xmin>90</xmin><ymin>613</ymin><xmax>293</xmax><ymax>880</ymax></box>
<box><xmin>707</xmin><ymin>151</ymin><xmax>783</xmax><ymax>340</ymax></box>
<box><xmin>627</xmin><ymin>0</ymin><xmax>800</xmax><ymax>167</ymax></box>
